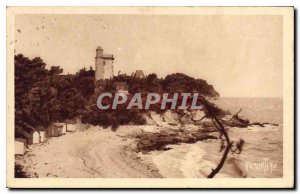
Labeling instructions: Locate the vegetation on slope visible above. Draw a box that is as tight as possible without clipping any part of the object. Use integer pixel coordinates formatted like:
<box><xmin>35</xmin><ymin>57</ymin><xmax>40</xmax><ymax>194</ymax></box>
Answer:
<box><xmin>15</xmin><ymin>54</ymin><xmax>223</xmax><ymax>136</ymax></box>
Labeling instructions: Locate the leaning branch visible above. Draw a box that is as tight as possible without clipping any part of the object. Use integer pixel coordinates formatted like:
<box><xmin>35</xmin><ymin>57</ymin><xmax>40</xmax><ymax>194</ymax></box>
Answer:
<box><xmin>197</xmin><ymin>96</ymin><xmax>233</xmax><ymax>178</ymax></box>
<box><xmin>207</xmin><ymin>116</ymin><xmax>232</xmax><ymax>178</ymax></box>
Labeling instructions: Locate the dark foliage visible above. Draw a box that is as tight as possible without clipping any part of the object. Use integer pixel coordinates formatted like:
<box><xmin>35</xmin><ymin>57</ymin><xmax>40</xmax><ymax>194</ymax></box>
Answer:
<box><xmin>15</xmin><ymin>54</ymin><xmax>222</xmax><ymax>134</ymax></box>
<box><xmin>15</xmin><ymin>54</ymin><xmax>94</xmax><ymax>138</ymax></box>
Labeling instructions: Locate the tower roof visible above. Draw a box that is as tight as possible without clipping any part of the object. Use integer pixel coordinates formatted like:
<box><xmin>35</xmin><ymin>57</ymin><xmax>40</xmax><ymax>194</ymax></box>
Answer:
<box><xmin>96</xmin><ymin>46</ymin><xmax>103</xmax><ymax>51</ymax></box>
<box><xmin>133</xmin><ymin>70</ymin><xmax>145</xmax><ymax>78</ymax></box>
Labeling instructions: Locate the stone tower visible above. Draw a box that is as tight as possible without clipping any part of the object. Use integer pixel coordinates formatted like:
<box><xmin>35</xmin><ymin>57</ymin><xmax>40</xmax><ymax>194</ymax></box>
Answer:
<box><xmin>95</xmin><ymin>46</ymin><xmax>114</xmax><ymax>80</ymax></box>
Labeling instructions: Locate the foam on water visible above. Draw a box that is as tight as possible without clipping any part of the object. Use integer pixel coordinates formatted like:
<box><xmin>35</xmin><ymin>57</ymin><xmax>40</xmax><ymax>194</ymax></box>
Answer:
<box><xmin>180</xmin><ymin>144</ymin><xmax>214</xmax><ymax>178</ymax></box>
<box><xmin>141</xmin><ymin>97</ymin><xmax>283</xmax><ymax>178</ymax></box>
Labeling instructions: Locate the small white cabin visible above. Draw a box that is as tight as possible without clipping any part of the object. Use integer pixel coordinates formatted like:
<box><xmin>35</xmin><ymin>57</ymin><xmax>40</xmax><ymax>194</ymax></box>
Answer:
<box><xmin>66</xmin><ymin>123</ymin><xmax>77</xmax><ymax>132</ymax></box>
<box><xmin>39</xmin><ymin>131</ymin><xmax>47</xmax><ymax>142</ymax></box>
<box><xmin>48</xmin><ymin>123</ymin><xmax>65</xmax><ymax>137</ymax></box>
<box><xmin>61</xmin><ymin>124</ymin><xmax>67</xmax><ymax>134</ymax></box>
<box><xmin>32</xmin><ymin>131</ymin><xmax>40</xmax><ymax>144</ymax></box>
<box><xmin>15</xmin><ymin>138</ymin><xmax>27</xmax><ymax>155</ymax></box>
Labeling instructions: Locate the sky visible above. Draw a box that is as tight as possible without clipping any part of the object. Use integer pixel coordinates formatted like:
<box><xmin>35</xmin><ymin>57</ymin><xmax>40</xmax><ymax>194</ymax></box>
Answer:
<box><xmin>15</xmin><ymin>14</ymin><xmax>282</xmax><ymax>97</ymax></box>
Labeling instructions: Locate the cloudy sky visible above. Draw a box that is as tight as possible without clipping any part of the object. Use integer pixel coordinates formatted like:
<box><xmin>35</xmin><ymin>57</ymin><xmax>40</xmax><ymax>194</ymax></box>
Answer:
<box><xmin>15</xmin><ymin>14</ymin><xmax>282</xmax><ymax>97</ymax></box>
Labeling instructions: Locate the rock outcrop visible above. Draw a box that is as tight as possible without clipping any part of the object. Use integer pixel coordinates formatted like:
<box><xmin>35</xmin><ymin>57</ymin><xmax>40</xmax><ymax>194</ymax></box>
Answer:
<box><xmin>163</xmin><ymin>110</ymin><xmax>180</xmax><ymax>126</ymax></box>
<box><xmin>136</xmin><ymin>129</ymin><xmax>218</xmax><ymax>153</ymax></box>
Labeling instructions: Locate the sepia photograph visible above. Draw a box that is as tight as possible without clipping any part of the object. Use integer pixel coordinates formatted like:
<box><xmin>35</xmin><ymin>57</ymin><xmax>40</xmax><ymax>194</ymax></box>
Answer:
<box><xmin>6</xmin><ymin>7</ymin><xmax>294</xmax><ymax>188</ymax></box>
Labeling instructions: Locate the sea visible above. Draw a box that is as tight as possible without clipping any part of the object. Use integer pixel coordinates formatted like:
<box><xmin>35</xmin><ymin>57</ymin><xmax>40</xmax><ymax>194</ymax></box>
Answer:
<box><xmin>140</xmin><ymin>97</ymin><xmax>283</xmax><ymax>178</ymax></box>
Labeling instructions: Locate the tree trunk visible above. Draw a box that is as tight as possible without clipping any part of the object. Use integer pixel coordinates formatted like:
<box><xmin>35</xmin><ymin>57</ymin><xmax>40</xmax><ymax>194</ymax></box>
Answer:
<box><xmin>207</xmin><ymin>115</ymin><xmax>232</xmax><ymax>178</ymax></box>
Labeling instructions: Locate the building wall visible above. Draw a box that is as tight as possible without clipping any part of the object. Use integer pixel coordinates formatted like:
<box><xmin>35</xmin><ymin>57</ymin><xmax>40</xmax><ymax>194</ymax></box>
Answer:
<box><xmin>104</xmin><ymin>59</ymin><xmax>114</xmax><ymax>79</ymax></box>
<box><xmin>48</xmin><ymin>126</ymin><xmax>62</xmax><ymax>137</ymax></box>
<box><xmin>39</xmin><ymin>131</ymin><xmax>47</xmax><ymax>142</ymax></box>
<box><xmin>95</xmin><ymin>57</ymin><xmax>104</xmax><ymax>80</ymax></box>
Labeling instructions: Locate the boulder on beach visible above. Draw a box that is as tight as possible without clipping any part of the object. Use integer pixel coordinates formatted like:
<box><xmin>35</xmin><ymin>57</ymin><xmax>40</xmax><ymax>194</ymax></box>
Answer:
<box><xmin>150</xmin><ymin>112</ymin><xmax>180</xmax><ymax>130</ymax></box>
<box><xmin>221</xmin><ymin>114</ymin><xmax>250</xmax><ymax>128</ymax></box>
<box><xmin>163</xmin><ymin>110</ymin><xmax>180</xmax><ymax>126</ymax></box>
<box><xmin>184</xmin><ymin>124</ymin><xmax>200</xmax><ymax>131</ymax></box>
<box><xmin>180</xmin><ymin>110</ymin><xmax>192</xmax><ymax>124</ymax></box>
<box><xmin>136</xmin><ymin>129</ymin><xmax>218</xmax><ymax>153</ymax></box>
<box><xmin>191</xmin><ymin>110</ymin><xmax>206</xmax><ymax>121</ymax></box>
<box><xmin>197</xmin><ymin>117</ymin><xmax>214</xmax><ymax>127</ymax></box>
<box><xmin>234</xmin><ymin>115</ymin><xmax>250</xmax><ymax>125</ymax></box>
<box><xmin>142</xmin><ymin>113</ymin><xmax>156</xmax><ymax>125</ymax></box>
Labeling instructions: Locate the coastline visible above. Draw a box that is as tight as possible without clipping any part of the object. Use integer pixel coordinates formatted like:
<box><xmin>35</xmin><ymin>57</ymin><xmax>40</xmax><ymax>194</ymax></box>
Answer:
<box><xmin>15</xmin><ymin>121</ymin><xmax>282</xmax><ymax>178</ymax></box>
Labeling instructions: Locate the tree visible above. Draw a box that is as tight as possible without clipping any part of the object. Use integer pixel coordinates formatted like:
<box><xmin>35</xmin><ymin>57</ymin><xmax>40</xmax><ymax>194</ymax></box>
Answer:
<box><xmin>163</xmin><ymin>73</ymin><xmax>219</xmax><ymax>99</ymax></box>
<box><xmin>177</xmin><ymin>96</ymin><xmax>244</xmax><ymax>178</ymax></box>
<box><xmin>15</xmin><ymin>54</ymin><xmax>54</xmax><ymax>136</ymax></box>
<box><xmin>15</xmin><ymin>54</ymin><xmax>96</xmax><ymax>138</ymax></box>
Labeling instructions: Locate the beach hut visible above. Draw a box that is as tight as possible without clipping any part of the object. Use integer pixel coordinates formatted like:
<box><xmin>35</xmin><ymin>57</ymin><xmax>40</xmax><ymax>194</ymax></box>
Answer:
<box><xmin>39</xmin><ymin>131</ymin><xmax>47</xmax><ymax>142</ymax></box>
<box><xmin>32</xmin><ymin>131</ymin><xmax>40</xmax><ymax>144</ymax></box>
<box><xmin>15</xmin><ymin>138</ymin><xmax>27</xmax><ymax>155</ymax></box>
<box><xmin>61</xmin><ymin>124</ymin><xmax>67</xmax><ymax>134</ymax></box>
<box><xmin>48</xmin><ymin>123</ymin><xmax>65</xmax><ymax>137</ymax></box>
<box><xmin>66</xmin><ymin>123</ymin><xmax>77</xmax><ymax>132</ymax></box>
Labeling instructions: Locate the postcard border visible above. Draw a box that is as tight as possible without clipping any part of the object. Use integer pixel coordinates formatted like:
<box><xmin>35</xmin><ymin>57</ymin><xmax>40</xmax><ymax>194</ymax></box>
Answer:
<box><xmin>6</xmin><ymin>6</ymin><xmax>295</xmax><ymax>188</ymax></box>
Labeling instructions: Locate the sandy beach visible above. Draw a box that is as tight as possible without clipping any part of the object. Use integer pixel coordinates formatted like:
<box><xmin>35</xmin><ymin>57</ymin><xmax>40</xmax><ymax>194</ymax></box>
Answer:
<box><xmin>15</xmin><ymin>122</ymin><xmax>282</xmax><ymax>178</ymax></box>
<box><xmin>15</xmin><ymin>127</ymin><xmax>162</xmax><ymax>178</ymax></box>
